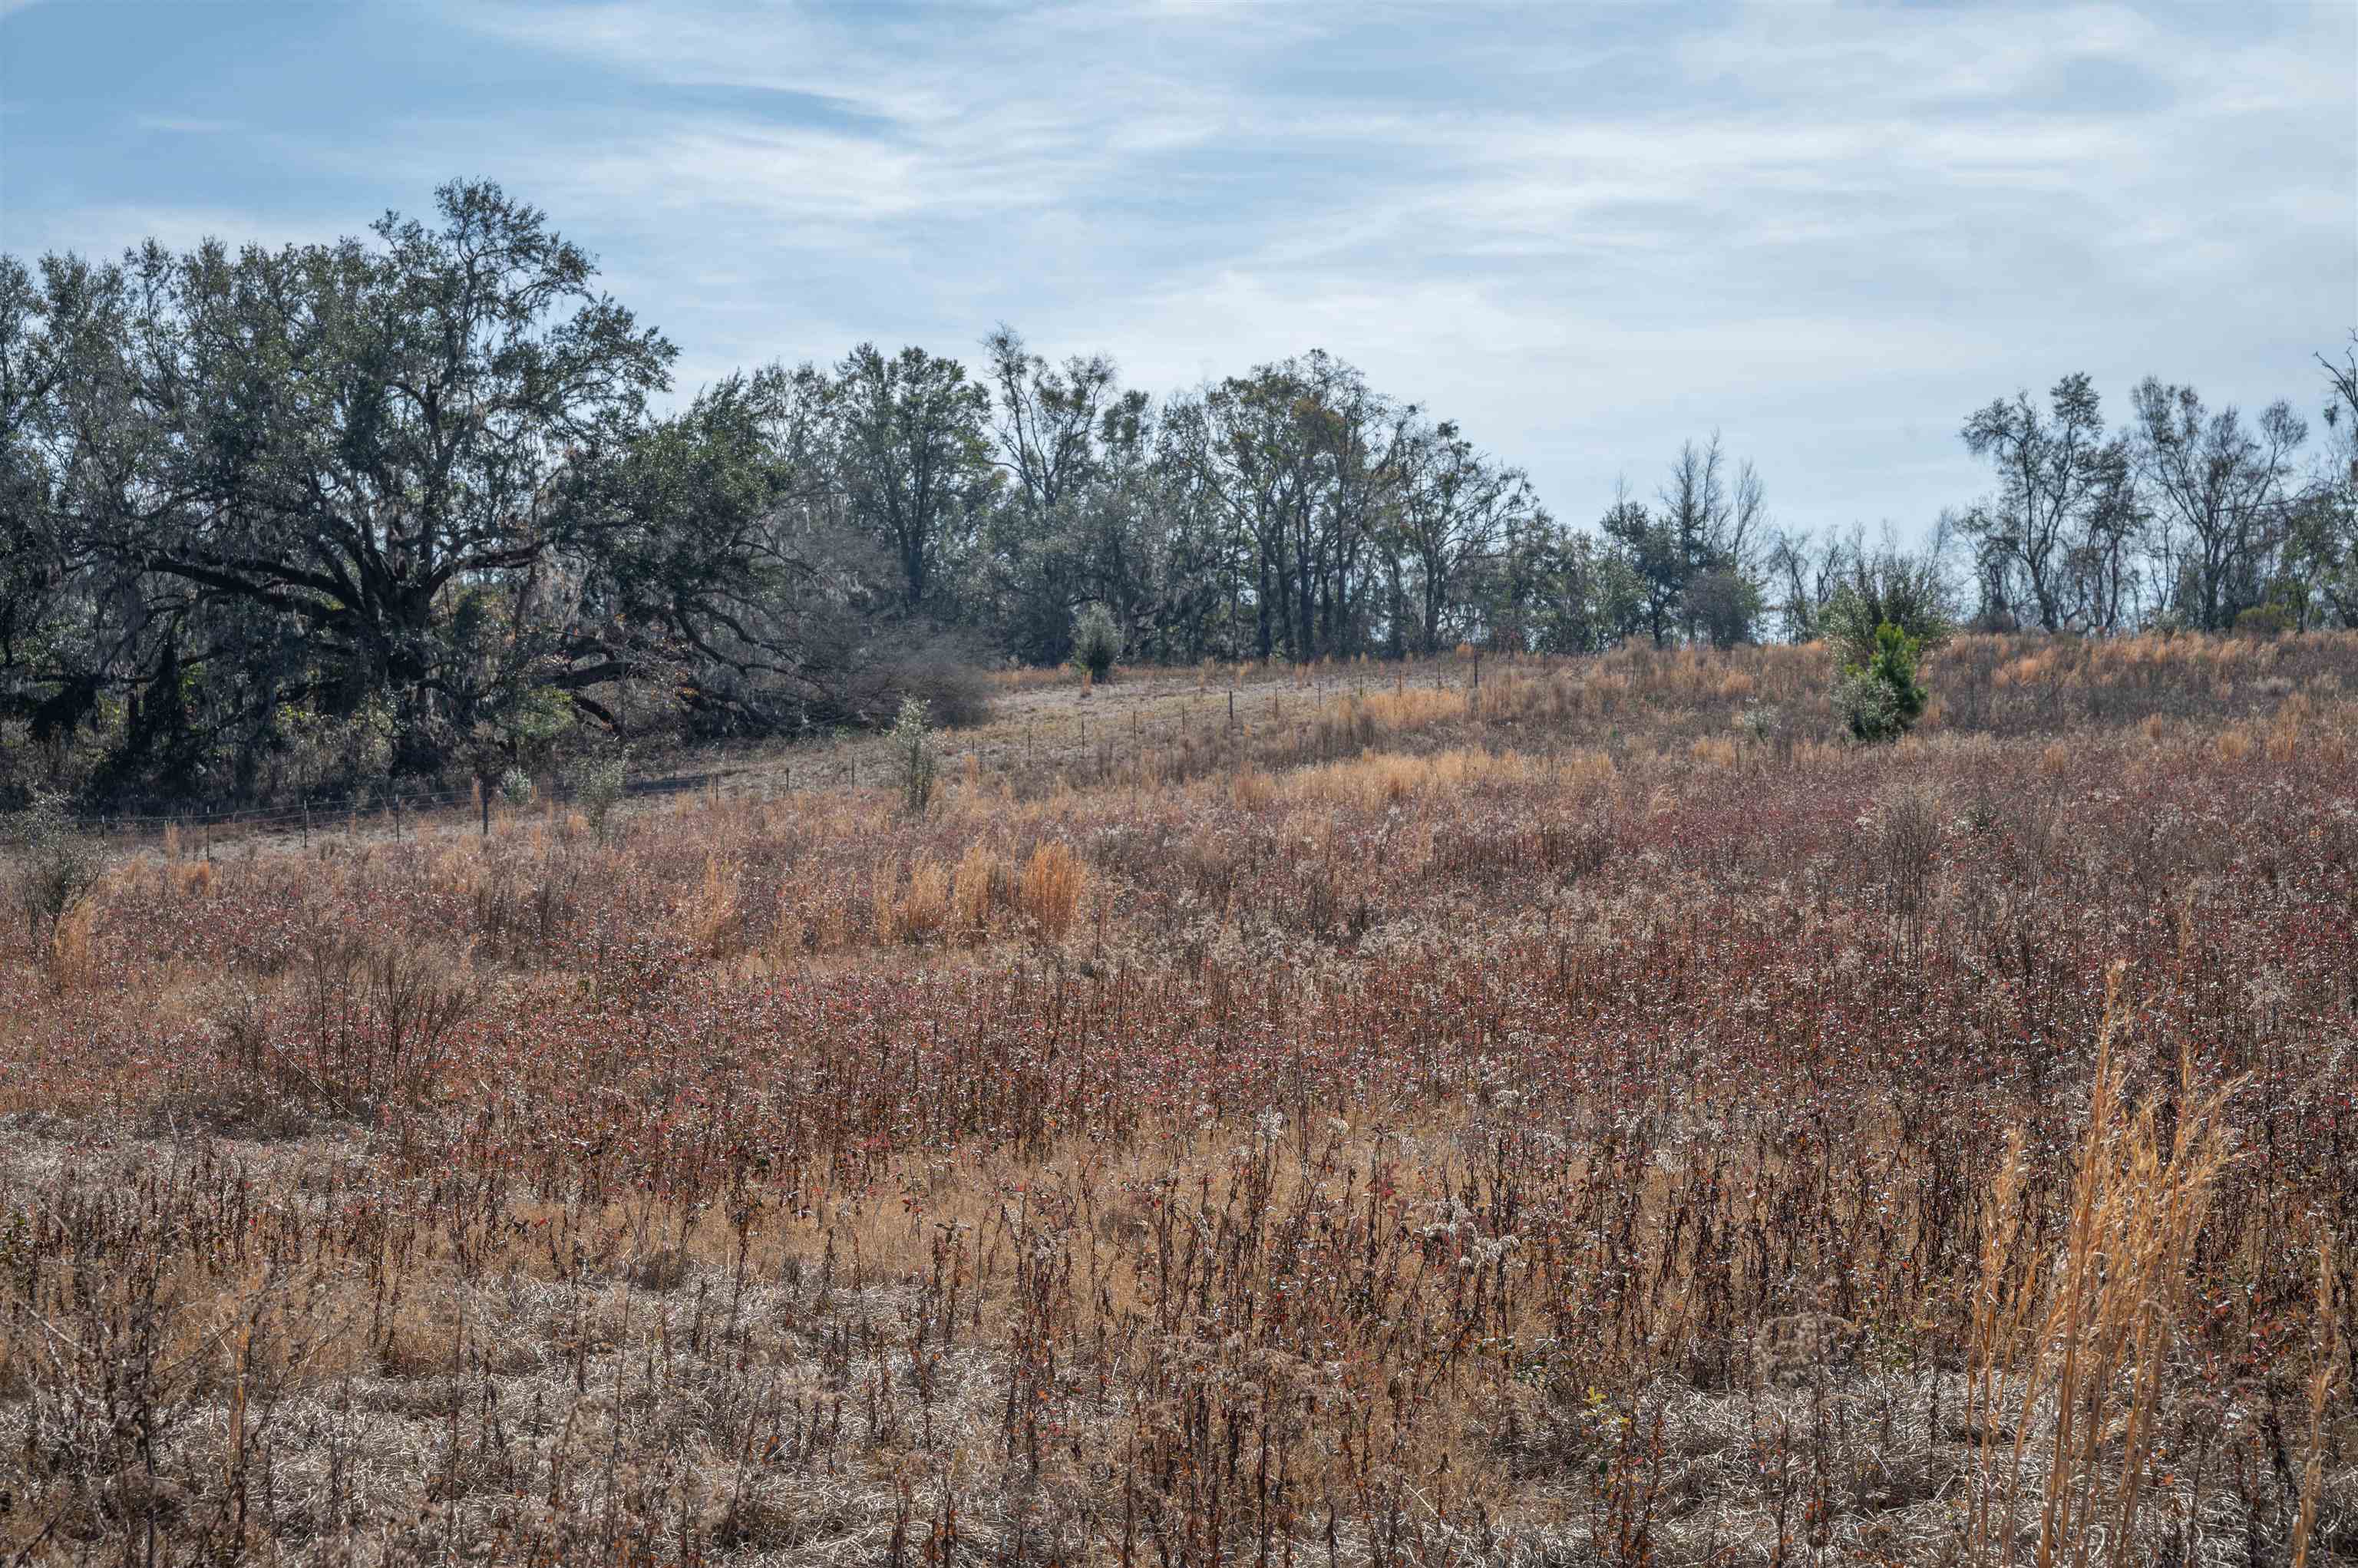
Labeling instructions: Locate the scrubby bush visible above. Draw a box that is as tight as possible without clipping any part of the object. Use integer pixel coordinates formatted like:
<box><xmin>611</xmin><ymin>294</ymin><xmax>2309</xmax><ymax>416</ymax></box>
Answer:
<box><xmin>1832</xmin><ymin>621</ymin><xmax>1928</xmax><ymax>743</ymax></box>
<box><xmin>891</xmin><ymin>695</ymin><xmax>938</xmax><ymax>815</ymax></box>
<box><xmin>1687</xmin><ymin>569</ymin><xmax>1765</xmax><ymax>648</ymax></box>
<box><xmin>1821</xmin><ymin>562</ymin><xmax>1953</xmax><ymax>669</ymax></box>
<box><xmin>845</xmin><ymin>655</ymin><xmax>994</xmax><ymax>731</ymax></box>
<box><xmin>497</xmin><ymin>766</ymin><xmax>536</xmax><ymax>809</ymax></box>
<box><xmin>1071</xmin><ymin>603</ymin><xmax>1121</xmax><ymax>682</ymax></box>
<box><xmin>571</xmin><ymin>754</ymin><xmax>627</xmax><ymax>843</ymax></box>
<box><xmin>2234</xmin><ymin>602</ymin><xmax>2294</xmax><ymax>639</ymax></box>
<box><xmin>892</xmin><ymin>657</ymin><xmax>993</xmax><ymax>728</ymax></box>
<box><xmin>4</xmin><ymin>791</ymin><xmax>107</xmax><ymax>940</ymax></box>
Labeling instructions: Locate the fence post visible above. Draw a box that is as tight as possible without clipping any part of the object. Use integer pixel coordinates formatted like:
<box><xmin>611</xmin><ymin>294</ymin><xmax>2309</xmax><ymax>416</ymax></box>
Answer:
<box><xmin>302</xmin><ymin>799</ymin><xmax>310</xmax><ymax>850</ymax></box>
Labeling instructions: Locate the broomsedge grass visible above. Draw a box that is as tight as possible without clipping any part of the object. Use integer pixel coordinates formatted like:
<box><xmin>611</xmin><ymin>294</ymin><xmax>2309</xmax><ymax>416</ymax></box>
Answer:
<box><xmin>0</xmin><ymin>632</ymin><xmax>2353</xmax><ymax>1565</ymax></box>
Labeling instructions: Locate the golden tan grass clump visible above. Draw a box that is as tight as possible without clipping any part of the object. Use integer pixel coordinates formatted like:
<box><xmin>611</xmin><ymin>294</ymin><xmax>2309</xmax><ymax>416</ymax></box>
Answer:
<box><xmin>45</xmin><ymin>897</ymin><xmax>99</xmax><ymax>991</ymax></box>
<box><xmin>1018</xmin><ymin>841</ymin><xmax>1084</xmax><ymax>939</ymax></box>
<box><xmin>1689</xmin><ymin>735</ymin><xmax>1739</xmax><ymax>769</ymax></box>
<box><xmin>900</xmin><ymin>856</ymin><xmax>950</xmax><ymax>942</ymax></box>
<box><xmin>951</xmin><ymin>842</ymin><xmax>1012</xmax><ymax>936</ymax></box>
<box><xmin>1968</xmin><ymin>967</ymin><xmax>2261</xmax><ymax>1567</ymax></box>
<box><xmin>683</xmin><ymin>853</ymin><xmax>741</xmax><ymax>958</ymax></box>
<box><xmin>870</xmin><ymin>855</ymin><xmax>953</xmax><ymax>945</ymax></box>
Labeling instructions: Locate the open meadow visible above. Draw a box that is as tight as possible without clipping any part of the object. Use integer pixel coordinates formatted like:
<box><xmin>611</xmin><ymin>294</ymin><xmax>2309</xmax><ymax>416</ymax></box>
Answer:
<box><xmin>2</xmin><ymin>634</ymin><xmax>2354</xmax><ymax>1566</ymax></box>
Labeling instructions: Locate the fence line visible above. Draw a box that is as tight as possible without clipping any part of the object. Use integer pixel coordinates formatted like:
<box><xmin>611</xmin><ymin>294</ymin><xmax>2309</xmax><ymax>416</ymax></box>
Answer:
<box><xmin>46</xmin><ymin>660</ymin><xmax>1473</xmax><ymax>845</ymax></box>
<box><xmin>59</xmin><ymin>763</ymin><xmax>771</xmax><ymax>845</ymax></box>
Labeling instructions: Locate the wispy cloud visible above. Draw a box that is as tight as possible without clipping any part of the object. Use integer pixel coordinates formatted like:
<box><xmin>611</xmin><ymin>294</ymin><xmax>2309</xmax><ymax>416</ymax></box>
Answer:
<box><xmin>9</xmin><ymin>0</ymin><xmax>2352</xmax><ymax>536</ymax></box>
<box><xmin>2</xmin><ymin>203</ymin><xmax>331</xmax><ymax>260</ymax></box>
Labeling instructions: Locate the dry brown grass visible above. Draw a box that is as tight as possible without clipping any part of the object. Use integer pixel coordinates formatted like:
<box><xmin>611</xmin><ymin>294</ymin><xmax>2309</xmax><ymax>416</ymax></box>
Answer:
<box><xmin>1017</xmin><ymin>841</ymin><xmax>1085</xmax><ymax>940</ymax></box>
<box><xmin>2</xmin><ymin>632</ymin><xmax>2354</xmax><ymax>1565</ymax></box>
<box><xmin>952</xmin><ymin>841</ymin><xmax>1009</xmax><ymax>936</ymax></box>
<box><xmin>1967</xmin><ymin>969</ymin><xmax>2253</xmax><ymax>1566</ymax></box>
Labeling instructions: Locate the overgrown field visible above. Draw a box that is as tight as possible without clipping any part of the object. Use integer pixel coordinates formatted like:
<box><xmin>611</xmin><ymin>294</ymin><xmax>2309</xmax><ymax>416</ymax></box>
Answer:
<box><xmin>2</xmin><ymin>635</ymin><xmax>2354</xmax><ymax>1566</ymax></box>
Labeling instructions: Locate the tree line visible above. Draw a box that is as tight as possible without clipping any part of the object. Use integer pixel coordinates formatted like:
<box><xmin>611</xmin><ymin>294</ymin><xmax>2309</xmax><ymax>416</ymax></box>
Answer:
<box><xmin>5</xmin><ymin>181</ymin><xmax>2353</xmax><ymax>805</ymax></box>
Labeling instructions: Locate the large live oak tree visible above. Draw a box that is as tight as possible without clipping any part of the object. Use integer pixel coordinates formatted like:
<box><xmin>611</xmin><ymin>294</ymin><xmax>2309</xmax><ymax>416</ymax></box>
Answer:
<box><xmin>4</xmin><ymin>181</ymin><xmax>818</xmax><ymax>780</ymax></box>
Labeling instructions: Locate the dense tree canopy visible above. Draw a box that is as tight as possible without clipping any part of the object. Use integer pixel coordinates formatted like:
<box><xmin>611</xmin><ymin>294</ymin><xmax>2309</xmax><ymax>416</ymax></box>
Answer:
<box><xmin>3</xmin><ymin>183</ymin><xmax>2350</xmax><ymax>807</ymax></box>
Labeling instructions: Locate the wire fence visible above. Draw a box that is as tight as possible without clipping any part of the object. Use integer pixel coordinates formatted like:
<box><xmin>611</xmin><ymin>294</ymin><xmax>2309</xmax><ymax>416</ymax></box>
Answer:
<box><xmin>40</xmin><ymin>661</ymin><xmax>1475</xmax><ymax>852</ymax></box>
<box><xmin>55</xmin><ymin>761</ymin><xmax>775</xmax><ymax>850</ymax></box>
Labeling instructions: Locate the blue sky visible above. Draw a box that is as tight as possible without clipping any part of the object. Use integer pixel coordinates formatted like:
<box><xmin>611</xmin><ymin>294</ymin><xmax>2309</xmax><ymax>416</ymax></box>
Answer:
<box><xmin>3</xmin><ymin>0</ymin><xmax>2352</xmax><ymax>542</ymax></box>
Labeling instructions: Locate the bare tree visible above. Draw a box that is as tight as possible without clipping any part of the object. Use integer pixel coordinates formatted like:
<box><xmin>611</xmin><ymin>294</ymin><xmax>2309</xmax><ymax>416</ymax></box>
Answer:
<box><xmin>1763</xmin><ymin>525</ymin><xmax>1849</xmax><ymax>643</ymax></box>
<box><xmin>2066</xmin><ymin>439</ymin><xmax>2147</xmax><ymax>635</ymax></box>
<box><xmin>2131</xmin><ymin>378</ymin><xmax>2306</xmax><ymax>631</ymax></box>
<box><xmin>983</xmin><ymin>325</ymin><xmax>1119</xmax><ymax>523</ymax></box>
<box><xmin>1654</xmin><ymin>432</ymin><xmax>1768</xmax><ymax>642</ymax></box>
<box><xmin>2303</xmin><ymin>334</ymin><xmax>2358</xmax><ymax>626</ymax></box>
<box><xmin>1960</xmin><ymin>374</ymin><xmax>2128</xmax><ymax>629</ymax></box>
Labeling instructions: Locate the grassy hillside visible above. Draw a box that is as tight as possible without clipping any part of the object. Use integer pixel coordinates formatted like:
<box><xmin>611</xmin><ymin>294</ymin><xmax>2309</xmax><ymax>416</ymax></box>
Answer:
<box><xmin>3</xmin><ymin>634</ymin><xmax>2354</xmax><ymax>1564</ymax></box>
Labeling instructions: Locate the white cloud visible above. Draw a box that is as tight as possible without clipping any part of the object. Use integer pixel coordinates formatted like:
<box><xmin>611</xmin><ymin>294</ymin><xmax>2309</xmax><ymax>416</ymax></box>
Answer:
<box><xmin>2</xmin><ymin>203</ymin><xmax>329</xmax><ymax>259</ymax></box>
<box><xmin>18</xmin><ymin>0</ymin><xmax>2350</xmax><ymax>539</ymax></box>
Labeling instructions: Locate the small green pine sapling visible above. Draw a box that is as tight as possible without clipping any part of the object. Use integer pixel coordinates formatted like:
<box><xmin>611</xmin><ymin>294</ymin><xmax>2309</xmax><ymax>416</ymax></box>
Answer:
<box><xmin>1833</xmin><ymin>622</ymin><xmax>1928</xmax><ymax>743</ymax></box>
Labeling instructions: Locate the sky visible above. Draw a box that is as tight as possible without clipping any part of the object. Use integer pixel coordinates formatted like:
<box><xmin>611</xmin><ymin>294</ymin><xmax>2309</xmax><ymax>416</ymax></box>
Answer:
<box><xmin>2</xmin><ymin>0</ymin><xmax>2352</xmax><ymax>542</ymax></box>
